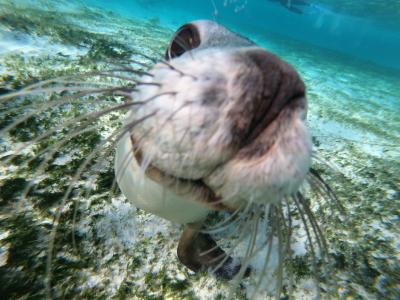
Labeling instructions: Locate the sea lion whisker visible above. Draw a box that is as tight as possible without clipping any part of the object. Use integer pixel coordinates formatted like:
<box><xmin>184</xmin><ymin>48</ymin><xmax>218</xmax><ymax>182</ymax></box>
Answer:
<box><xmin>71</xmin><ymin>198</ymin><xmax>79</xmax><ymax>252</ymax></box>
<box><xmin>72</xmin><ymin>112</ymin><xmax>162</xmax><ymax>245</ymax></box>
<box><xmin>228</xmin><ymin>209</ymin><xmax>262</xmax><ymax>299</ymax></box>
<box><xmin>307</xmin><ymin>172</ymin><xmax>337</xmax><ymax>207</ymax></box>
<box><xmin>276</xmin><ymin>200</ymin><xmax>299</xmax><ymax>298</ymax></box>
<box><xmin>2</xmin><ymin>92</ymin><xmax>170</xmax><ymax>166</ymax></box>
<box><xmin>296</xmin><ymin>193</ymin><xmax>329</xmax><ymax>262</ymax></box>
<box><xmin>22</xmin><ymin>116</ymin><xmax>143</xmax><ymax>252</ymax></box>
<box><xmin>106</xmin><ymin>167</ymin><xmax>125</xmax><ymax>203</ymax></box>
<box><xmin>296</xmin><ymin>193</ymin><xmax>326</xmax><ymax>257</ymax></box>
<box><xmin>199</xmin><ymin>205</ymin><xmax>255</xmax><ymax>258</ymax></box>
<box><xmin>46</xmin><ymin>134</ymin><xmax>121</xmax><ymax>298</ymax></box>
<box><xmin>308</xmin><ymin>169</ymin><xmax>346</xmax><ymax>215</ymax></box>
<box><xmin>207</xmin><ymin>211</ymin><xmax>254</xmax><ymax>271</ymax></box>
<box><xmin>45</xmin><ymin>112</ymin><xmax>157</xmax><ymax>298</ymax></box>
<box><xmin>306</xmin><ymin>175</ymin><xmax>334</xmax><ymax>209</ymax></box>
<box><xmin>198</xmin><ymin>239</ymin><xmax>226</xmax><ymax>257</ymax></box>
<box><xmin>1</xmin><ymin>100</ymin><xmax>137</xmax><ymax>165</ymax></box>
<box><xmin>107</xmin><ymin>176</ymin><xmax>120</xmax><ymax>202</ymax></box>
<box><xmin>0</xmin><ymin>87</ymin><xmax>133</xmax><ymax>138</ymax></box>
<box><xmin>7</xmin><ymin>102</ymin><xmax>121</xmax><ymax>167</ymax></box>
<box><xmin>171</xmin><ymin>34</ymin><xmax>191</xmax><ymax>53</ymax></box>
<box><xmin>274</xmin><ymin>205</ymin><xmax>285</xmax><ymax>300</ymax></box>
<box><xmin>245</xmin><ymin>204</ymin><xmax>282</xmax><ymax>298</ymax></box>
<box><xmin>128</xmin><ymin>50</ymin><xmax>163</xmax><ymax>64</ymax></box>
<box><xmin>131</xmin><ymin>99</ymin><xmax>202</xmax><ymax>168</ymax></box>
<box><xmin>276</xmin><ymin>201</ymin><xmax>293</xmax><ymax>269</ymax></box>
<box><xmin>29</xmin><ymin>80</ymin><xmax>121</xmax><ymax>88</ymax></box>
<box><xmin>112</xmin><ymin>90</ymin><xmax>138</xmax><ymax>98</ymax></box>
<box><xmin>158</xmin><ymin>60</ymin><xmax>198</xmax><ymax>80</ymax></box>
<box><xmin>104</xmin><ymin>67</ymin><xmax>154</xmax><ymax>77</ymax></box>
<box><xmin>293</xmin><ymin>193</ymin><xmax>323</xmax><ymax>254</ymax></box>
<box><xmin>250</xmin><ymin>220</ymin><xmax>274</xmax><ymax>298</ymax></box>
<box><xmin>302</xmin><ymin>205</ymin><xmax>338</xmax><ymax>299</ymax></box>
<box><xmin>240</xmin><ymin>228</ymin><xmax>275</xmax><ymax>263</ymax></box>
<box><xmin>201</xmin><ymin>201</ymin><xmax>248</xmax><ymax>233</ymax></box>
<box><xmin>232</xmin><ymin>209</ymin><xmax>281</xmax><ymax>264</ymax></box>
<box><xmin>311</xmin><ymin>151</ymin><xmax>342</xmax><ymax>175</ymax></box>
<box><xmin>0</xmin><ymin>86</ymin><xmax>122</xmax><ymax>107</ymax></box>
<box><xmin>206</xmin><ymin>242</ymin><xmax>240</xmax><ymax>276</ymax></box>
<box><xmin>0</xmin><ymin>70</ymin><xmax>138</xmax><ymax>102</ymax></box>
<box><xmin>0</xmin><ymin>95</ymin><xmax>86</xmax><ymax>120</ymax></box>
<box><xmin>115</xmin><ymin>144</ymin><xmax>137</xmax><ymax>182</ymax></box>
<box><xmin>195</xmin><ymin>195</ymin><xmax>232</xmax><ymax>207</ymax></box>
<box><xmin>284</xmin><ymin>198</ymin><xmax>295</xmax><ymax>299</ymax></box>
<box><xmin>200</xmin><ymin>217</ymin><xmax>244</xmax><ymax>243</ymax></box>
<box><xmin>112</xmin><ymin>131</ymin><xmax>157</xmax><ymax>206</ymax></box>
<box><xmin>96</xmin><ymin>73</ymin><xmax>161</xmax><ymax>86</ymax></box>
<box><xmin>19</xmin><ymin>124</ymin><xmax>102</xmax><ymax>201</ymax></box>
<box><xmin>133</xmin><ymin>45</ymin><xmax>197</xmax><ymax>79</ymax></box>
<box><xmin>301</xmin><ymin>179</ymin><xmax>331</xmax><ymax>222</ymax></box>
<box><xmin>309</xmin><ymin>168</ymin><xmax>335</xmax><ymax>198</ymax></box>
<box><xmin>129</xmin><ymin>43</ymin><xmax>197</xmax><ymax>78</ymax></box>
<box><xmin>119</xmin><ymin>58</ymin><xmax>153</xmax><ymax>70</ymax></box>
<box><xmin>72</xmin><ymin>142</ymin><xmax>117</xmax><ymax>252</ymax></box>
<box><xmin>292</xmin><ymin>194</ymin><xmax>321</xmax><ymax>298</ymax></box>
<box><xmin>199</xmin><ymin>216</ymin><xmax>241</xmax><ymax>236</ymax></box>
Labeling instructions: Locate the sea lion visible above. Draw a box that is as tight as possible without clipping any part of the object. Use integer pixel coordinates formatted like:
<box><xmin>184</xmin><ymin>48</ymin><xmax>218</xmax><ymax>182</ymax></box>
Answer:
<box><xmin>115</xmin><ymin>20</ymin><xmax>312</xmax><ymax>281</ymax></box>
<box><xmin>0</xmin><ymin>19</ymin><xmax>334</xmax><ymax>298</ymax></box>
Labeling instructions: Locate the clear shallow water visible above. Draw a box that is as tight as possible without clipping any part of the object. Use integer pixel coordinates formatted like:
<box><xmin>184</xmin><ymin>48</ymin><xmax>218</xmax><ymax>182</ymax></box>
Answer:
<box><xmin>85</xmin><ymin>0</ymin><xmax>400</xmax><ymax>70</ymax></box>
<box><xmin>0</xmin><ymin>0</ymin><xmax>399</xmax><ymax>299</ymax></box>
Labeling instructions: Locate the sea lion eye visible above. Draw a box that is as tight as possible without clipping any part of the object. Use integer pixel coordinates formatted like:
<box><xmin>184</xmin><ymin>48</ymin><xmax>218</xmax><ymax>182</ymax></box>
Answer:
<box><xmin>165</xmin><ymin>24</ymin><xmax>201</xmax><ymax>60</ymax></box>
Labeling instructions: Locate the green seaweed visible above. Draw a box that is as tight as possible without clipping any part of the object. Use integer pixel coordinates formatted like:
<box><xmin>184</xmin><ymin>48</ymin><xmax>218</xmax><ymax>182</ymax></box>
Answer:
<box><xmin>0</xmin><ymin>178</ymin><xmax>28</xmax><ymax>204</ymax></box>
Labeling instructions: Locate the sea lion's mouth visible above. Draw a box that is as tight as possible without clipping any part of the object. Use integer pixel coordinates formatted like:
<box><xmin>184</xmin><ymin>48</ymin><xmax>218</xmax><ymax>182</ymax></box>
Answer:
<box><xmin>129</xmin><ymin>135</ymin><xmax>235</xmax><ymax>212</ymax></box>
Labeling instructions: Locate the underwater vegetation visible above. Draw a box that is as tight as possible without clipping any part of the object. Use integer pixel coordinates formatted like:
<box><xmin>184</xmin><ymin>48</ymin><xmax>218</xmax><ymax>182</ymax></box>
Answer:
<box><xmin>0</xmin><ymin>0</ymin><xmax>399</xmax><ymax>299</ymax></box>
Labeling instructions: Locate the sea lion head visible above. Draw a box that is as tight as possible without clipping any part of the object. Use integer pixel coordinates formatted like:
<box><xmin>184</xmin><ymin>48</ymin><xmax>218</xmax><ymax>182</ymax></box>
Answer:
<box><xmin>125</xmin><ymin>20</ymin><xmax>311</xmax><ymax>210</ymax></box>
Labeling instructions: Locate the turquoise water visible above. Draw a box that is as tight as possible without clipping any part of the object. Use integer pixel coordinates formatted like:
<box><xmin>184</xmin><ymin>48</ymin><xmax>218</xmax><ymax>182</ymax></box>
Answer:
<box><xmin>0</xmin><ymin>0</ymin><xmax>399</xmax><ymax>299</ymax></box>
<box><xmin>85</xmin><ymin>0</ymin><xmax>400</xmax><ymax>70</ymax></box>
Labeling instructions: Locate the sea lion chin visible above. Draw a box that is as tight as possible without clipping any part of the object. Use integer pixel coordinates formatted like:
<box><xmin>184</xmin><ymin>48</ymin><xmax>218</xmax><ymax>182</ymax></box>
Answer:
<box><xmin>115</xmin><ymin>20</ymin><xmax>311</xmax><ymax>280</ymax></box>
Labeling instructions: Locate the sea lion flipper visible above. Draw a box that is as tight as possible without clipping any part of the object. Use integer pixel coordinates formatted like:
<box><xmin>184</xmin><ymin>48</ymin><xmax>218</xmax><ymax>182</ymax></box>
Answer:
<box><xmin>177</xmin><ymin>223</ymin><xmax>250</xmax><ymax>280</ymax></box>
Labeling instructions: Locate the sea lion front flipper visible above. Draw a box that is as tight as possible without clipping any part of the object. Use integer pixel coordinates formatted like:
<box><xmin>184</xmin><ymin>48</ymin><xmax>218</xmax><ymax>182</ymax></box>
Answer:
<box><xmin>177</xmin><ymin>223</ymin><xmax>250</xmax><ymax>280</ymax></box>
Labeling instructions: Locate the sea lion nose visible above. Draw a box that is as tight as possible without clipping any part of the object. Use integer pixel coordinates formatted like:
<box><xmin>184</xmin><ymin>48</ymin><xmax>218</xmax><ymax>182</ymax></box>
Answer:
<box><xmin>243</xmin><ymin>48</ymin><xmax>305</xmax><ymax>103</ymax></box>
<box><xmin>234</xmin><ymin>48</ymin><xmax>307</xmax><ymax>144</ymax></box>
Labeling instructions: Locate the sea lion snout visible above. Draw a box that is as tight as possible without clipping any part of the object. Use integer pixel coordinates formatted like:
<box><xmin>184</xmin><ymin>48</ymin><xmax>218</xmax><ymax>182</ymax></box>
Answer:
<box><xmin>225</xmin><ymin>47</ymin><xmax>307</xmax><ymax>148</ymax></box>
<box><xmin>129</xmin><ymin>38</ymin><xmax>311</xmax><ymax>205</ymax></box>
